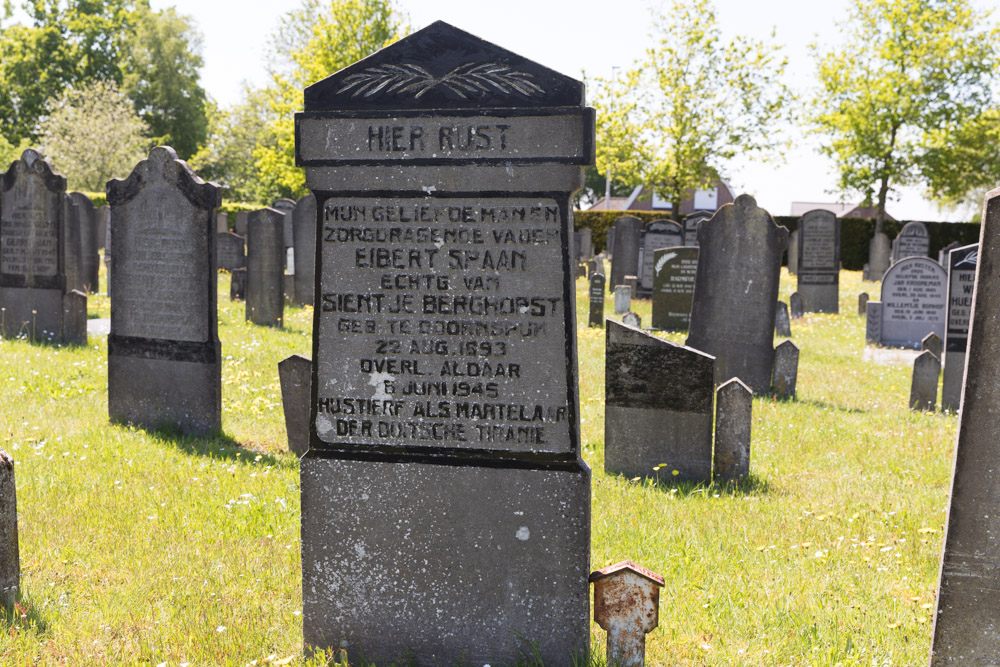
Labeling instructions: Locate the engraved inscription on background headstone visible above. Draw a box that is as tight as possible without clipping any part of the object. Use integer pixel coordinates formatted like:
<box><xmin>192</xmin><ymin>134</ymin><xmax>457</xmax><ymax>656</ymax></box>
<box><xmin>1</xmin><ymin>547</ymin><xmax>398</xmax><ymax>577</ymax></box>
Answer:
<box><xmin>796</xmin><ymin>209</ymin><xmax>840</xmax><ymax>313</ymax></box>
<box><xmin>107</xmin><ymin>146</ymin><xmax>222</xmax><ymax>435</ymax></box>
<box><xmin>683</xmin><ymin>211</ymin><xmax>710</xmax><ymax>247</ymax></box>
<box><xmin>216</xmin><ymin>232</ymin><xmax>246</xmax><ymax>272</ymax></box>
<box><xmin>291</xmin><ymin>193</ymin><xmax>317</xmax><ymax>306</ymax></box>
<box><xmin>638</xmin><ymin>220</ymin><xmax>681</xmax><ymax>295</ymax></box>
<box><xmin>877</xmin><ymin>257</ymin><xmax>947</xmax><ymax>348</ymax></box>
<box><xmin>686</xmin><ymin>195</ymin><xmax>788</xmax><ymax>393</ymax></box>
<box><xmin>931</xmin><ymin>191</ymin><xmax>1000</xmax><ymax>662</ymax></box>
<box><xmin>294</xmin><ymin>21</ymin><xmax>592</xmax><ymax>663</ymax></box>
<box><xmin>0</xmin><ymin>149</ymin><xmax>86</xmax><ymax>343</ymax></box>
<box><xmin>246</xmin><ymin>208</ymin><xmax>284</xmax><ymax>327</ymax></box>
<box><xmin>868</xmin><ymin>231</ymin><xmax>891</xmax><ymax>281</ymax></box>
<box><xmin>651</xmin><ymin>246</ymin><xmax>698</xmax><ymax>331</ymax></box>
<box><xmin>942</xmin><ymin>243</ymin><xmax>977</xmax><ymax>412</ymax></box>
<box><xmin>589</xmin><ymin>273</ymin><xmax>605</xmax><ymax>327</ymax></box>
<box><xmin>892</xmin><ymin>221</ymin><xmax>930</xmax><ymax>263</ymax></box>
<box><xmin>605</xmin><ymin>320</ymin><xmax>715</xmax><ymax>481</ymax></box>
<box><xmin>610</xmin><ymin>216</ymin><xmax>641</xmax><ymax>294</ymax></box>
<box><xmin>787</xmin><ymin>228</ymin><xmax>798</xmax><ymax>276</ymax></box>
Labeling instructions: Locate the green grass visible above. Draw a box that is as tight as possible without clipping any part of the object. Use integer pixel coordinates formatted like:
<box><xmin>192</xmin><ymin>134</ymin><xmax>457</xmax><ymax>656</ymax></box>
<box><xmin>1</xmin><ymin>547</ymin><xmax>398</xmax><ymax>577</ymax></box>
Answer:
<box><xmin>0</xmin><ymin>258</ymin><xmax>954</xmax><ymax>665</ymax></box>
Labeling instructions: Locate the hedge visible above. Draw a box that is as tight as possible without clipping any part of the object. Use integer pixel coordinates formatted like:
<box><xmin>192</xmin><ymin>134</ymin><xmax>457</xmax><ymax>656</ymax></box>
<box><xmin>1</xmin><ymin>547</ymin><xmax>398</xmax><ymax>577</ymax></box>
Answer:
<box><xmin>574</xmin><ymin>210</ymin><xmax>982</xmax><ymax>270</ymax></box>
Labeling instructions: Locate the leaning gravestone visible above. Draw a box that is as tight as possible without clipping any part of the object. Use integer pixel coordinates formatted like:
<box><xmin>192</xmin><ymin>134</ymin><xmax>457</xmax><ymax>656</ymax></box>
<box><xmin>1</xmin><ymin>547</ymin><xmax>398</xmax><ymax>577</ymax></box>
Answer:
<box><xmin>605</xmin><ymin>320</ymin><xmax>715</xmax><ymax>481</ymax></box>
<box><xmin>868</xmin><ymin>257</ymin><xmax>947</xmax><ymax>348</ymax></box>
<box><xmin>246</xmin><ymin>208</ymin><xmax>284</xmax><ymax>327</ymax></box>
<box><xmin>909</xmin><ymin>350</ymin><xmax>940</xmax><ymax>412</ymax></box>
<box><xmin>0</xmin><ymin>149</ymin><xmax>86</xmax><ymax>343</ymax></box>
<box><xmin>291</xmin><ymin>193</ymin><xmax>317</xmax><ymax>306</ymax></box>
<box><xmin>0</xmin><ymin>447</ymin><xmax>18</xmax><ymax>606</ymax></box>
<box><xmin>942</xmin><ymin>244</ymin><xmax>977</xmax><ymax>412</ymax></box>
<box><xmin>69</xmin><ymin>191</ymin><xmax>99</xmax><ymax>292</ymax></box>
<box><xmin>893</xmin><ymin>221</ymin><xmax>930</xmax><ymax>263</ymax></box>
<box><xmin>651</xmin><ymin>246</ymin><xmax>698</xmax><ymax>331</ymax></box>
<box><xmin>589</xmin><ymin>273</ymin><xmax>605</xmax><ymax>327</ymax></box>
<box><xmin>294</xmin><ymin>21</ymin><xmax>592</xmax><ymax>663</ymax></box>
<box><xmin>610</xmin><ymin>216</ymin><xmax>641</xmax><ymax>294</ymax></box>
<box><xmin>687</xmin><ymin>195</ymin><xmax>788</xmax><ymax>393</ymax></box>
<box><xmin>638</xmin><ymin>220</ymin><xmax>681</xmax><ymax>296</ymax></box>
<box><xmin>279</xmin><ymin>354</ymin><xmax>312</xmax><ymax>457</ymax></box>
<box><xmin>796</xmin><ymin>209</ymin><xmax>840</xmax><ymax>313</ymax></box>
<box><xmin>868</xmin><ymin>231</ymin><xmax>891</xmax><ymax>281</ymax></box>
<box><xmin>772</xmin><ymin>340</ymin><xmax>799</xmax><ymax>400</ymax></box>
<box><xmin>713</xmin><ymin>378</ymin><xmax>752</xmax><ymax>481</ymax></box>
<box><xmin>107</xmin><ymin>146</ymin><xmax>222</xmax><ymax>436</ymax></box>
<box><xmin>932</xmin><ymin>191</ymin><xmax>1000</xmax><ymax>662</ymax></box>
<box><xmin>215</xmin><ymin>232</ymin><xmax>246</xmax><ymax>272</ymax></box>
<box><xmin>683</xmin><ymin>211</ymin><xmax>710</xmax><ymax>247</ymax></box>
<box><xmin>786</xmin><ymin>228</ymin><xmax>798</xmax><ymax>276</ymax></box>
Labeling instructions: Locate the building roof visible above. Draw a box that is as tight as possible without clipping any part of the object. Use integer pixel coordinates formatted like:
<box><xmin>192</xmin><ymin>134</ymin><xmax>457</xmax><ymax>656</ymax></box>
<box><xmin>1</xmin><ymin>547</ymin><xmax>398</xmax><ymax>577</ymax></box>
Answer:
<box><xmin>790</xmin><ymin>201</ymin><xmax>896</xmax><ymax>221</ymax></box>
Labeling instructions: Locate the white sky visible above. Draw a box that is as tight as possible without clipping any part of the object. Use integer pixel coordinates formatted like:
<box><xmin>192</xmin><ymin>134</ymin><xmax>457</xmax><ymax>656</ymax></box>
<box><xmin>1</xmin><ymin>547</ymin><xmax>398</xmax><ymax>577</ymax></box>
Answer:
<box><xmin>134</xmin><ymin>0</ymin><xmax>1000</xmax><ymax>219</ymax></box>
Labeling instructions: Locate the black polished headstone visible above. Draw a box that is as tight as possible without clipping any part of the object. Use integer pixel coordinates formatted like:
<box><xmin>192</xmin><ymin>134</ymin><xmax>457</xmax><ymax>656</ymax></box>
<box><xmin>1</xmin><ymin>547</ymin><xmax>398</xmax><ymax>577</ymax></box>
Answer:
<box><xmin>942</xmin><ymin>244</ymin><xmax>977</xmax><ymax>412</ymax></box>
<box><xmin>651</xmin><ymin>246</ymin><xmax>698</xmax><ymax>331</ymax></box>
<box><xmin>638</xmin><ymin>220</ymin><xmax>681</xmax><ymax>295</ymax></box>
<box><xmin>588</xmin><ymin>272</ymin><xmax>605</xmax><ymax>327</ymax></box>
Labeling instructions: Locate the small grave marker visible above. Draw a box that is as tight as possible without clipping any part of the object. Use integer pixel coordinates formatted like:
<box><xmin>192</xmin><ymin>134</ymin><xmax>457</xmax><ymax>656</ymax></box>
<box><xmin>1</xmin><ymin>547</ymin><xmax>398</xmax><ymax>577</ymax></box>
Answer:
<box><xmin>279</xmin><ymin>354</ymin><xmax>312</xmax><ymax>457</ymax></box>
<box><xmin>789</xmin><ymin>292</ymin><xmax>803</xmax><ymax>319</ymax></box>
<box><xmin>622</xmin><ymin>311</ymin><xmax>641</xmax><ymax>328</ymax></box>
<box><xmin>858</xmin><ymin>292</ymin><xmax>869</xmax><ymax>316</ymax></box>
<box><xmin>589</xmin><ymin>273</ymin><xmax>605</xmax><ymax>327</ymax></box>
<box><xmin>590</xmin><ymin>561</ymin><xmax>664</xmax><ymax>667</ymax></box>
<box><xmin>775</xmin><ymin>300</ymin><xmax>791</xmax><ymax>337</ymax></box>
<box><xmin>614</xmin><ymin>284</ymin><xmax>631</xmax><ymax>314</ymax></box>
<box><xmin>922</xmin><ymin>331</ymin><xmax>943</xmax><ymax>359</ymax></box>
<box><xmin>714</xmin><ymin>378</ymin><xmax>752</xmax><ymax>480</ymax></box>
<box><xmin>772</xmin><ymin>340</ymin><xmax>799</xmax><ymax>400</ymax></box>
<box><xmin>909</xmin><ymin>350</ymin><xmax>940</xmax><ymax>412</ymax></box>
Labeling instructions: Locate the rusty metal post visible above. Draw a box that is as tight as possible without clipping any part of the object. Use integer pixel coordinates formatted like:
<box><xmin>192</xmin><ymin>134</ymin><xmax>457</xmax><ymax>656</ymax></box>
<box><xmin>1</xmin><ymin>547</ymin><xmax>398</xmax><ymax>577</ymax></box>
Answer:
<box><xmin>590</xmin><ymin>560</ymin><xmax>664</xmax><ymax>667</ymax></box>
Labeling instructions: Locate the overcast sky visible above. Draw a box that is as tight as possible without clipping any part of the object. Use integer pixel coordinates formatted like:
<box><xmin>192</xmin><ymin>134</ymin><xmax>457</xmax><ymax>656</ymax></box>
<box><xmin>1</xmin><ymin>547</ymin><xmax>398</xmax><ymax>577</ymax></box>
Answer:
<box><xmin>143</xmin><ymin>0</ymin><xmax>999</xmax><ymax>220</ymax></box>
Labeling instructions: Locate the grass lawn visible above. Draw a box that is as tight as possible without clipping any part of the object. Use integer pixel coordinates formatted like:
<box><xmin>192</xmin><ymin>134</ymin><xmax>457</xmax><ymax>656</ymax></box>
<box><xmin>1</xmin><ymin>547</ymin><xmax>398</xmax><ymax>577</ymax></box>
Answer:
<box><xmin>0</xmin><ymin>259</ymin><xmax>955</xmax><ymax>665</ymax></box>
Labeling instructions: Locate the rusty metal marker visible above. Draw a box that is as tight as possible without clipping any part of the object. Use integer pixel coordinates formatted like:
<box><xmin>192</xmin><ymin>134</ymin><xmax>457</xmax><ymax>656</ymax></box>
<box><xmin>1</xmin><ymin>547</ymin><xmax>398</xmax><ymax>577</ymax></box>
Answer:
<box><xmin>590</xmin><ymin>560</ymin><xmax>665</xmax><ymax>667</ymax></box>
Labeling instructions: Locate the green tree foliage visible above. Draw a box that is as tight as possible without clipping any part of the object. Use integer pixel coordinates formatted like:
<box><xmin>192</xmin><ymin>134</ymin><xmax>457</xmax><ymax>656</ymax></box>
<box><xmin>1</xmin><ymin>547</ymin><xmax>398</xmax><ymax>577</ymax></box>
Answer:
<box><xmin>189</xmin><ymin>92</ymin><xmax>272</xmax><ymax>202</ymax></box>
<box><xmin>590</xmin><ymin>0</ymin><xmax>793</xmax><ymax>219</ymax></box>
<box><xmin>811</xmin><ymin>0</ymin><xmax>1000</xmax><ymax>229</ymax></box>
<box><xmin>38</xmin><ymin>79</ymin><xmax>149</xmax><ymax>190</ymax></box>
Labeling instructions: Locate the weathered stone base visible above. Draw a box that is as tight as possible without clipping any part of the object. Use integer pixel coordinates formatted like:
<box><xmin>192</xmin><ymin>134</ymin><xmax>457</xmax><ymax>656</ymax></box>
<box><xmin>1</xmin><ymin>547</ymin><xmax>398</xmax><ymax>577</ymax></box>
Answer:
<box><xmin>0</xmin><ymin>287</ymin><xmax>64</xmax><ymax>341</ymax></box>
<box><xmin>941</xmin><ymin>350</ymin><xmax>966</xmax><ymax>413</ymax></box>
<box><xmin>300</xmin><ymin>456</ymin><xmax>591</xmax><ymax>665</ymax></box>
<box><xmin>605</xmin><ymin>406</ymin><xmax>711</xmax><ymax>481</ymax></box>
<box><xmin>109</xmin><ymin>354</ymin><xmax>221</xmax><ymax>436</ymax></box>
<box><xmin>798</xmin><ymin>284</ymin><xmax>839</xmax><ymax>314</ymax></box>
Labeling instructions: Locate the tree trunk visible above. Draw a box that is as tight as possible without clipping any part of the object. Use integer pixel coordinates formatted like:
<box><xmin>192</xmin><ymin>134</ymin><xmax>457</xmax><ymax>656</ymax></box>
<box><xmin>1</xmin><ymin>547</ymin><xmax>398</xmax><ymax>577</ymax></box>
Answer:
<box><xmin>875</xmin><ymin>174</ymin><xmax>889</xmax><ymax>236</ymax></box>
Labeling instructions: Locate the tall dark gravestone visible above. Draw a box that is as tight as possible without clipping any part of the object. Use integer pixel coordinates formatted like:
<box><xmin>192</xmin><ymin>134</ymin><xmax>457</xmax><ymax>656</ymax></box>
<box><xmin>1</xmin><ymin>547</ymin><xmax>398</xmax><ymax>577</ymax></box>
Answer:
<box><xmin>638</xmin><ymin>220</ymin><xmax>681</xmax><ymax>296</ymax></box>
<box><xmin>786</xmin><ymin>229</ymin><xmax>798</xmax><ymax>276</ymax></box>
<box><xmin>294</xmin><ymin>21</ymin><xmax>593</xmax><ymax>663</ymax></box>
<box><xmin>893</xmin><ymin>221</ymin><xmax>930</xmax><ymax>263</ymax></box>
<box><xmin>796</xmin><ymin>209</ymin><xmax>840</xmax><ymax>313</ymax></box>
<box><xmin>291</xmin><ymin>193</ymin><xmax>317</xmax><ymax>307</ymax></box>
<box><xmin>931</xmin><ymin>190</ymin><xmax>1000</xmax><ymax>662</ymax></box>
<box><xmin>589</xmin><ymin>272</ymin><xmax>605</xmax><ymax>327</ymax></box>
<box><xmin>246</xmin><ymin>208</ymin><xmax>285</xmax><ymax>327</ymax></box>
<box><xmin>942</xmin><ymin>244</ymin><xmax>977</xmax><ymax>412</ymax></box>
<box><xmin>69</xmin><ymin>191</ymin><xmax>99</xmax><ymax>292</ymax></box>
<box><xmin>609</xmin><ymin>215</ymin><xmax>641</xmax><ymax>294</ymax></box>
<box><xmin>683</xmin><ymin>211</ymin><xmax>710</xmax><ymax>247</ymax></box>
<box><xmin>62</xmin><ymin>194</ymin><xmax>83</xmax><ymax>293</ymax></box>
<box><xmin>0</xmin><ymin>149</ymin><xmax>86</xmax><ymax>343</ymax></box>
<box><xmin>651</xmin><ymin>246</ymin><xmax>698</xmax><ymax>331</ymax></box>
<box><xmin>686</xmin><ymin>195</ymin><xmax>788</xmax><ymax>393</ymax></box>
<box><xmin>107</xmin><ymin>146</ymin><xmax>222</xmax><ymax>436</ymax></box>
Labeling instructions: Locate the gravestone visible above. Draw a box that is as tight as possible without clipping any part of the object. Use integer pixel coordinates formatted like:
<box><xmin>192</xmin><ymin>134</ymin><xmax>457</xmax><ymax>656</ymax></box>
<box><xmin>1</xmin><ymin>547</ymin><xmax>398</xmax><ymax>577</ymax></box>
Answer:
<box><xmin>871</xmin><ymin>257</ymin><xmax>947</xmax><ymax>348</ymax></box>
<box><xmin>69</xmin><ymin>192</ymin><xmax>99</xmax><ymax>292</ymax></box>
<box><xmin>909</xmin><ymin>350</ymin><xmax>940</xmax><ymax>411</ymax></box>
<box><xmin>686</xmin><ymin>195</ymin><xmax>788</xmax><ymax>393</ymax></box>
<box><xmin>932</xmin><ymin>190</ymin><xmax>1000</xmax><ymax>661</ymax></box>
<box><xmin>713</xmin><ymin>378</ymin><xmax>752</xmax><ymax>481</ymax></box>
<box><xmin>863</xmin><ymin>263</ymin><xmax>870</xmax><ymax>281</ymax></box>
<box><xmin>858</xmin><ymin>292</ymin><xmax>869</xmax><ymax>316</ymax></box>
<box><xmin>614</xmin><ymin>284</ymin><xmax>631</xmax><ymax>314</ymax></box>
<box><xmin>867</xmin><ymin>232</ymin><xmax>891</xmax><ymax>281</ymax></box>
<box><xmin>622</xmin><ymin>311</ymin><xmax>641</xmax><ymax>328</ymax></box>
<box><xmin>610</xmin><ymin>216</ymin><xmax>641</xmax><ymax>293</ymax></box>
<box><xmin>234</xmin><ymin>210</ymin><xmax>249</xmax><ymax>236</ymax></box>
<box><xmin>605</xmin><ymin>320</ymin><xmax>715</xmax><ymax>481</ymax></box>
<box><xmin>922</xmin><ymin>332</ymin><xmax>942</xmax><ymax>359</ymax></box>
<box><xmin>0</xmin><ymin>447</ymin><xmax>18</xmax><ymax>606</ymax></box>
<box><xmin>651</xmin><ymin>246</ymin><xmax>698</xmax><ymax>331</ymax></box>
<box><xmin>772</xmin><ymin>340</ymin><xmax>798</xmax><ymax>400</ymax></box>
<box><xmin>63</xmin><ymin>195</ymin><xmax>84</xmax><ymax>293</ymax></box>
<box><xmin>215</xmin><ymin>232</ymin><xmax>246</xmax><ymax>272</ymax></box>
<box><xmin>576</xmin><ymin>227</ymin><xmax>592</xmax><ymax>260</ymax></box>
<box><xmin>683</xmin><ymin>211</ymin><xmax>710</xmax><ymax>247</ymax></box>
<box><xmin>892</xmin><ymin>221</ymin><xmax>930</xmax><ymax>263</ymax></box>
<box><xmin>624</xmin><ymin>274</ymin><xmax>637</xmax><ymax>295</ymax></box>
<box><xmin>246</xmin><ymin>208</ymin><xmax>284</xmax><ymax>326</ymax></box>
<box><xmin>97</xmin><ymin>204</ymin><xmax>109</xmax><ymax>250</ymax></box>
<box><xmin>938</xmin><ymin>240</ymin><xmax>961</xmax><ymax>266</ymax></box>
<box><xmin>605</xmin><ymin>226</ymin><xmax>614</xmax><ymax>258</ymax></box>
<box><xmin>107</xmin><ymin>146</ymin><xmax>222</xmax><ymax>436</ymax></box>
<box><xmin>789</xmin><ymin>292</ymin><xmax>803</xmax><ymax>319</ymax></box>
<box><xmin>0</xmin><ymin>149</ymin><xmax>86</xmax><ymax>343</ymax></box>
<box><xmin>796</xmin><ymin>209</ymin><xmax>840</xmax><ymax>313</ymax></box>
<box><xmin>104</xmin><ymin>208</ymin><xmax>112</xmax><ymax>297</ymax></box>
<box><xmin>230</xmin><ymin>268</ymin><xmax>246</xmax><ymax>301</ymax></box>
<box><xmin>775</xmin><ymin>300</ymin><xmax>791</xmax><ymax>337</ymax></box>
<box><xmin>638</xmin><ymin>220</ymin><xmax>681</xmax><ymax>295</ymax></box>
<box><xmin>590</xmin><ymin>561</ymin><xmax>664</xmax><ymax>667</ymax></box>
<box><xmin>589</xmin><ymin>273</ymin><xmax>605</xmax><ymax>327</ymax></box>
<box><xmin>786</xmin><ymin>228</ymin><xmax>798</xmax><ymax>276</ymax></box>
<box><xmin>216</xmin><ymin>211</ymin><xmax>228</xmax><ymax>234</ymax></box>
<box><xmin>291</xmin><ymin>194</ymin><xmax>317</xmax><ymax>307</ymax></box>
<box><xmin>279</xmin><ymin>354</ymin><xmax>312</xmax><ymax>457</ymax></box>
<box><xmin>865</xmin><ymin>301</ymin><xmax>883</xmax><ymax>345</ymax></box>
<box><xmin>272</xmin><ymin>197</ymin><xmax>296</xmax><ymax>251</ymax></box>
<box><xmin>294</xmin><ymin>21</ymin><xmax>592</xmax><ymax>663</ymax></box>
<box><xmin>942</xmin><ymin>244</ymin><xmax>977</xmax><ymax>412</ymax></box>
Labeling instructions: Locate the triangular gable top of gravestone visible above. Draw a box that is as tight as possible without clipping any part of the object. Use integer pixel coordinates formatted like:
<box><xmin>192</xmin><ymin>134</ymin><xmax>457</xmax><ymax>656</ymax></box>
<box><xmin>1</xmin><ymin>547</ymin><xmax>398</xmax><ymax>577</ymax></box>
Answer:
<box><xmin>107</xmin><ymin>146</ymin><xmax>221</xmax><ymax>209</ymax></box>
<box><xmin>775</xmin><ymin>339</ymin><xmax>799</xmax><ymax>355</ymax></box>
<box><xmin>303</xmin><ymin>21</ymin><xmax>585</xmax><ymax>112</ymax></box>
<box><xmin>1</xmin><ymin>148</ymin><xmax>66</xmax><ymax>192</ymax></box>
<box><xmin>588</xmin><ymin>559</ymin><xmax>665</xmax><ymax>587</ymax></box>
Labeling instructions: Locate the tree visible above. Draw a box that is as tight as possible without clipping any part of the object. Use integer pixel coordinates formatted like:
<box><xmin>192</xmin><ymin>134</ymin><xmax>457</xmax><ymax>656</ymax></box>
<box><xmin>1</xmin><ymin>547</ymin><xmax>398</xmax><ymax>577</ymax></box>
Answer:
<box><xmin>811</xmin><ymin>0</ymin><xmax>1000</xmax><ymax>231</ymax></box>
<box><xmin>590</xmin><ymin>0</ymin><xmax>793</xmax><ymax>219</ymax></box>
<box><xmin>120</xmin><ymin>4</ymin><xmax>208</xmax><ymax>159</ymax></box>
<box><xmin>38</xmin><ymin>80</ymin><xmax>149</xmax><ymax>191</ymax></box>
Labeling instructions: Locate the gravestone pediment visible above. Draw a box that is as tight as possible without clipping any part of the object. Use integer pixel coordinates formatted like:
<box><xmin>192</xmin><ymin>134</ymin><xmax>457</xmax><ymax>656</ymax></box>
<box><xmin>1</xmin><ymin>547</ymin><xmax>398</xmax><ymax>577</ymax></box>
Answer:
<box><xmin>304</xmin><ymin>21</ymin><xmax>584</xmax><ymax>111</ymax></box>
